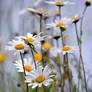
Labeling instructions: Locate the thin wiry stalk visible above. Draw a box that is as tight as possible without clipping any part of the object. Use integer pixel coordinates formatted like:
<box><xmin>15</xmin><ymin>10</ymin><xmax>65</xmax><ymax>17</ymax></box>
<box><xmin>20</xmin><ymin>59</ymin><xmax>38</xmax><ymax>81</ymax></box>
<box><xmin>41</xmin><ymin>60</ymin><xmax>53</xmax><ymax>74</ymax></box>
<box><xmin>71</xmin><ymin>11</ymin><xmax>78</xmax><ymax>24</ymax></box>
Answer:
<box><xmin>30</xmin><ymin>49</ymin><xmax>37</xmax><ymax>69</ymax></box>
<box><xmin>74</xmin><ymin>23</ymin><xmax>82</xmax><ymax>92</ymax></box>
<box><xmin>74</xmin><ymin>22</ymin><xmax>88</xmax><ymax>92</ymax></box>
<box><xmin>80</xmin><ymin>6</ymin><xmax>87</xmax><ymax>39</ymax></box>
<box><xmin>80</xmin><ymin>6</ymin><xmax>88</xmax><ymax>92</ymax></box>
<box><xmin>20</xmin><ymin>52</ymin><xmax>29</xmax><ymax>92</ymax></box>
<box><xmin>56</xmin><ymin>39</ymin><xmax>63</xmax><ymax>90</ymax></box>
<box><xmin>40</xmin><ymin>15</ymin><xmax>42</xmax><ymax>32</ymax></box>
<box><xmin>66</xmin><ymin>53</ymin><xmax>73</xmax><ymax>92</ymax></box>
<box><xmin>58</xmin><ymin>6</ymin><xmax>61</xmax><ymax>19</ymax></box>
<box><xmin>58</xmin><ymin>6</ymin><xmax>65</xmax><ymax>92</ymax></box>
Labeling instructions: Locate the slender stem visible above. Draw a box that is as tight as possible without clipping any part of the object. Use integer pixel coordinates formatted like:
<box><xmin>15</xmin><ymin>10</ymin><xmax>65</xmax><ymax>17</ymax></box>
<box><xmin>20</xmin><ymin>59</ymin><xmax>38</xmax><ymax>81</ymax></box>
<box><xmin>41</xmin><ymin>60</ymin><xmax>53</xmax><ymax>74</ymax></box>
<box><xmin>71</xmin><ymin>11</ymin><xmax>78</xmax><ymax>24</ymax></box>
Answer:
<box><xmin>20</xmin><ymin>52</ymin><xmax>26</xmax><ymax>76</ymax></box>
<box><xmin>80</xmin><ymin>6</ymin><xmax>88</xmax><ymax>92</ymax></box>
<box><xmin>43</xmin><ymin>85</ymin><xmax>47</xmax><ymax>92</ymax></box>
<box><xmin>56</xmin><ymin>39</ymin><xmax>63</xmax><ymax>89</ymax></box>
<box><xmin>74</xmin><ymin>22</ymin><xmax>88</xmax><ymax>92</ymax></box>
<box><xmin>20</xmin><ymin>52</ymin><xmax>29</xmax><ymax>92</ymax></box>
<box><xmin>60</xmin><ymin>28</ymin><xmax>65</xmax><ymax>47</ymax></box>
<box><xmin>60</xmin><ymin>28</ymin><xmax>65</xmax><ymax>92</ymax></box>
<box><xmin>80</xmin><ymin>6</ymin><xmax>87</xmax><ymax>39</ymax></box>
<box><xmin>40</xmin><ymin>15</ymin><xmax>42</xmax><ymax>32</ymax></box>
<box><xmin>74</xmin><ymin>23</ymin><xmax>81</xmax><ymax>92</ymax></box>
<box><xmin>30</xmin><ymin>49</ymin><xmax>37</xmax><ymax>69</ymax></box>
<box><xmin>66</xmin><ymin>53</ymin><xmax>72</xmax><ymax>92</ymax></box>
<box><xmin>58</xmin><ymin>6</ymin><xmax>61</xmax><ymax>19</ymax></box>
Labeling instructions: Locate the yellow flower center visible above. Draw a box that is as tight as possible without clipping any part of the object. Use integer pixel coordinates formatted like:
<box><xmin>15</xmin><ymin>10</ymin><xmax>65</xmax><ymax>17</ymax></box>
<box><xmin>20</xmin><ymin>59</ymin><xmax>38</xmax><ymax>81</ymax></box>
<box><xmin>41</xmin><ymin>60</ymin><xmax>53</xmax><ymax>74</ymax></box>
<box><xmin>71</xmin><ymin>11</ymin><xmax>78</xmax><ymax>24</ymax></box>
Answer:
<box><xmin>62</xmin><ymin>46</ymin><xmax>71</xmax><ymax>51</ymax></box>
<box><xmin>43</xmin><ymin>43</ymin><xmax>51</xmax><ymax>50</ymax></box>
<box><xmin>72</xmin><ymin>17</ymin><xmax>78</xmax><ymax>20</ymax></box>
<box><xmin>37</xmin><ymin>9</ymin><xmax>46</xmax><ymax>14</ymax></box>
<box><xmin>24</xmin><ymin>65</ymin><xmax>33</xmax><ymax>72</ymax></box>
<box><xmin>15</xmin><ymin>44</ymin><xmax>24</xmax><ymax>50</ymax></box>
<box><xmin>25</xmin><ymin>38</ymin><xmax>35</xmax><ymax>43</ymax></box>
<box><xmin>56</xmin><ymin>1</ymin><xmax>64</xmax><ymax>5</ymax></box>
<box><xmin>36</xmin><ymin>75</ymin><xmax>45</xmax><ymax>83</ymax></box>
<box><xmin>0</xmin><ymin>53</ymin><xmax>6</xmax><ymax>63</ymax></box>
<box><xmin>34</xmin><ymin>53</ymin><xmax>42</xmax><ymax>62</ymax></box>
<box><xmin>56</xmin><ymin>22</ymin><xmax>66</xmax><ymax>27</ymax></box>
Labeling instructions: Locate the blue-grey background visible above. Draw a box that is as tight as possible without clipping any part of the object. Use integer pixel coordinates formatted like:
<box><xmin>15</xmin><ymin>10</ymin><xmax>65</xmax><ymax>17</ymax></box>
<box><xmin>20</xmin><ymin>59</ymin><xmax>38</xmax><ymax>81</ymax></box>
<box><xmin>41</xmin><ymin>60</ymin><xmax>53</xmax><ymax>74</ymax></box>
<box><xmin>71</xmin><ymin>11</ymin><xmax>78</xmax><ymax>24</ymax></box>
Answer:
<box><xmin>0</xmin><ymin>0</ymin><xmax>92</xmax><ymax>92</ymax></box>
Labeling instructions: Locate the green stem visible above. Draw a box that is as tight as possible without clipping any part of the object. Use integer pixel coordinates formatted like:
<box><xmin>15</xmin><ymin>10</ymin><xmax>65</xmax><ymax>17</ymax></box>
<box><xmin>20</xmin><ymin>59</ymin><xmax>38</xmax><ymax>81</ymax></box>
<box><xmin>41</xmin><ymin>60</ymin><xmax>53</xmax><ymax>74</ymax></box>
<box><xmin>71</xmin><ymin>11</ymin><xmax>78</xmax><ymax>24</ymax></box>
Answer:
<box><xmin>30</xmin><ymin>49</ymin><xmax>37</xmax><ymax>69</ymax></box>
<box><xmin>40</xmin><ymin>15</ymin><xmax>42</xmax><ymax>32</ymax></box>
<box><xmin>66</xmin><ymin>53</ymin><xmax>72</xmax><ymax>92</ymax></box>
<box><xmin>74</xmin><ymin>22</ymin><xmax>88</xmax><ymax>92</ymax></box>
<box><xmin>58</xmin><ymin>6</ymin><xmax>61</xmax><ymax>19</ymax></box>
<box><xmin>60</xmin><ymin>27</ymin><xmax>65</xmax><ymax>92</ymax></box>
<box><xmin>20</xmin><ymin>52</ymin><xmax>29</xmax><ymax>92</ymax></box>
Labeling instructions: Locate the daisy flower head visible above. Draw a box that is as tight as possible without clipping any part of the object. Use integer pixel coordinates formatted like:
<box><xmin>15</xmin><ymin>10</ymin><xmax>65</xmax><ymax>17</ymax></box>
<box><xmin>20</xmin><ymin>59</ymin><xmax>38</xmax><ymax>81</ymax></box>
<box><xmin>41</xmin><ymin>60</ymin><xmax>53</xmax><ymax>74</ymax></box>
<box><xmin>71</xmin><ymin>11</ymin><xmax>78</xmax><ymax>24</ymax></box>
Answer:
<box><xmin>18</xmin><ymin>32</ymin><xmax>44</xmax><ymax>49</ymax></box>
<box><xmin>19</xmin><ymin>5</ymin><xmax>35</xmax><ymax>15</ymax></box>
<box><xmin>43</xmin><ymin>43</ymin><xmax>61</xmax><ymax>57</ymax></box>
<box><xmin>61</xmin><ymin>46</ymin><xmax>78</xmax><ymax>55</ymax></box>
<box><xmin>14</xmin><ymin>57</ymin><xmax>35</xmax><ymax>75</ymax></box>
<box><xmin>0</xmin><ymin>53</ymin><xmax>6</xmax><ymax>63</ymax></box>
<box><xmin>46</xmin><ymin>17</ymin><xmax>71</xmax><ymax>30</ymax></box>
<box><xmin>85</xmin><ymin>0</ymin><xmax>91</xmax><ymax>7</ymax></box>
<box><xmin>71</xmin><ymin>14</ymin><xmax>80</xmax><ymax>23</ymax></box>
<box><xmin>53</xmin><ymin>34</ymin><xmax>61</xmax><ymax>40</ymax></box>
<box><xmin>25</xmin><ymin>65</ymin><xmax>56</xmax><ymax>88</ymax></box>
<box><xmin>43</xmin><ymin>43</ymin><xmax>51</xmax><ymax>51</ymax></box>
<box><xmin>45</xmin><ymin>0</ymin><xmax>75</xmax><ymax>7</ymax></box>
<box><xmin>6</xmin><ymin>39</ymin><xmax>28</xmax><ymax>55</ymax></box>
<box><xmin>27</xmin><ymin>8</ymin><xmax>47</xmax><ymax>16</ymax></box>
<box><xmin>33</xmin><ymin>53</ymin><xmax>42</xmax><ymax>62</ymax></box>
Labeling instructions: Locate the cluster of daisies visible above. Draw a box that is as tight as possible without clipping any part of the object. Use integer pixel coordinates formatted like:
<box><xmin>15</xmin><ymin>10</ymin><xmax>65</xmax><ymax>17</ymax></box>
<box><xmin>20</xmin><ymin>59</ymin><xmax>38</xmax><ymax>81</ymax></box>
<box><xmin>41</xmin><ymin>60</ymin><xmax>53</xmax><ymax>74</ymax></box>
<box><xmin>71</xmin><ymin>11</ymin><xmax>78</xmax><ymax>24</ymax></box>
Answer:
<box><xmin>5</xmin><ymin>0</ymin><xmax>91</xmax><ymax>92</ymax></box>
<box><xmin>5</xmin><ymin>31</ymin><xmax>78</xmax><ymax>89</ymax></box>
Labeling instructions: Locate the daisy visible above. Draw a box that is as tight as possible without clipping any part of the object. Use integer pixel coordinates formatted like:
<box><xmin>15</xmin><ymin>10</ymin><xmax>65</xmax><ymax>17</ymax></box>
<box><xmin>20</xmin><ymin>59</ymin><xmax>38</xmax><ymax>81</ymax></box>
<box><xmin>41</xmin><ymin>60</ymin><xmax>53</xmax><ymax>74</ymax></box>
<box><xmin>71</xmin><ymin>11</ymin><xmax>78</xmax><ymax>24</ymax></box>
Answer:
<box><xmin>45</xmin><ymin>0</ymin><xmax>74</xmax><ymax>7</ymax></box>
<box><xmin>0</xmin><ymin>53</ymin><xmax>6</xmax><ymax>63</ymax></box>
<box><xmin>25</xmin><ymin>65</ymin><xmax>56</xmax><ymax>88</ymax></box>
<box><xmin>6</xmin><ymin>39</ymin><xmax>28</xmax><ymax>55</ymax></box>
<box><xmin>17</xmin><ymin>32</ymin><xmax>45</xmax><ymax>48</ymax></box>
<box><xmin>33</xmin><ymin>53</ymin><xmax>42</xmax><ymax>62</ymax></box>
<box><xmin>71</xmin><ymin>14</ymin><xmax>82</xmax><ymax>23</ymax></box>
<box><xmin>19</xmin><ymin>0</ymin><xmax>44</xmax><ymax>15</ymax></box>
<box><xmin>14</xmin><ymin>57</ymin><xmax>35</xmax><ymax>75</ymax></box>
<box><xmin>27</xmin><ymin>8</ymin><xmax>47</xmax><ymax>16</ymax></box>
<box><xmin>46</xmin><ymin>17</ymin><xmax>71</xmax><ymax>29</ymax></box>
<box><xmin>19</xmin><ymin>5</ymin><xmax>35</xmax><ymax>15</ymax></box>
<box><xmin>61</xmin><ymin>46</ymin><xmax>78</xmax><ymax>55</ymax></box>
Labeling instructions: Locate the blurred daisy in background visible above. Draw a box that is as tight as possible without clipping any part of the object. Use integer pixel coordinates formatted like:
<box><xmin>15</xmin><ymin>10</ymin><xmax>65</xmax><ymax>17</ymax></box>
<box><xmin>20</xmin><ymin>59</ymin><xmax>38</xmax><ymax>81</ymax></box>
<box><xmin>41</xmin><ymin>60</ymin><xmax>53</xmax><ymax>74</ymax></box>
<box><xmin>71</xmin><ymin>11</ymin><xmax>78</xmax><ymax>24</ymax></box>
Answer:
<box><xmin>19</xmin><ymin>0</ymin><xmax>44</xmax><ymax>15</ymax></box>
<box><xmin>6</xmin><ymin>39</ymin><xmax>28</xmax><ymax>55</ymax></box>
<box><xmin>46</xmin><ymin>17</ymin><xmax>71</xmax><ymax>29</ymax></box>
<box><xmin>71</xmin><ymin>14</ymin><xmax>82</xmax><ymax>23</ymax></box>
<box><xmin>27</xmin><ymin>8</ymin><xmax>47</xmax><ymax>16</ymax></box>
<box><xmin>0</xmin><ymin>53</ymin><xmax>6</xmax><ymax>63</ymax></box>
<box><xmin>14</xmin><ymin>57</ymin><xmax>35</xmax><ymax>75</ymax></box>
<box><xmin>61</xmin><ymin>46</ymin><xmax>79</xmax><ymax>55</ymax></box>
<box><xmin>43</xmin><ymin>43</ymin><xmax>61</xmax><ymax>57</ymax></box>
<box><xmin>33</xmin><ymin>53</ymin><xmax>42</xmax><ymax>62</ymax></box>
<box><xmin>45</xmin><ymin>0</ymin><xmax>75</xmax><ymax>7</ymax></box>
<box><xmin>25</xmin><ymin>65</ymin><xmax>56</xmax><ymax>88</ymax></box>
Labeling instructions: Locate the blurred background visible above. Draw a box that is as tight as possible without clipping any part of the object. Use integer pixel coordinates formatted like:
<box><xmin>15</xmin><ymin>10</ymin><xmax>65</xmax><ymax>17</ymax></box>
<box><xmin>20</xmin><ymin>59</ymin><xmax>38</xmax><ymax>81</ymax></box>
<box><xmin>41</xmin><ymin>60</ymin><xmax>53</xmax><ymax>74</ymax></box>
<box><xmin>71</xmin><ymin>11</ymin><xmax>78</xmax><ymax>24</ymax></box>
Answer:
<box><xmin>0</xmin><ymin>0</ymin><xmax>92</xmax><ymax>92</ymax></box>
